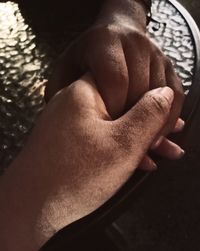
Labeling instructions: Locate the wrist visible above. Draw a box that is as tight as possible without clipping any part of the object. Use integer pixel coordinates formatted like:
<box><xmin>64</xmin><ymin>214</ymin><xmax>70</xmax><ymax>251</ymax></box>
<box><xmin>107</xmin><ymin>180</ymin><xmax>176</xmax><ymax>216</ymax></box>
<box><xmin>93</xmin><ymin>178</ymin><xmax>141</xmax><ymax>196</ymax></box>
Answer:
<box><xmin>136</xmin><ymin>0</ymin><xmax>151</xmax><ymax>12</ymax></box>
<box><xmin>0</xmin><ymin>157</ymin><xmax>47</xmax><ymax>251</ymax></box>
<box><xmin>95</xmin><ymin>0</ymin><xmax>149</xmax><ymax>31</ymax></box>
<box><xmin>135</xmin><ymin>0</ymin><xmax>152</xmax><ymax>24</ymax></box>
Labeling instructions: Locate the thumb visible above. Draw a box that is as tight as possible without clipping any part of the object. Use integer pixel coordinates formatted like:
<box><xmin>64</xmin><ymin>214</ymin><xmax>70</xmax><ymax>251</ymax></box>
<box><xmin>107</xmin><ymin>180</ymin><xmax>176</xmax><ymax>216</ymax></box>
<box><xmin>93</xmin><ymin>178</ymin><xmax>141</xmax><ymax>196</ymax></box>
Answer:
<box><xmin>115</xmin><ymin>87</ymin><xmax>174</xmax><ymax>157</ymax></box>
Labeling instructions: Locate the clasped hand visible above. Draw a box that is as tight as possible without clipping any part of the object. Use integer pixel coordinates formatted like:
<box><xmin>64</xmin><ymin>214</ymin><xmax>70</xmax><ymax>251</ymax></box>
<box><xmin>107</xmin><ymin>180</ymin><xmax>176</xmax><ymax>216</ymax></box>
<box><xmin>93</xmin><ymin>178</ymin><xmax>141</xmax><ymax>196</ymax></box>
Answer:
<box><xmin>0</xmin><ymin>17</ymin><xmax>185</xmax><ymax>251</ymax></box>
<box><xmin>45</xmin><ymin>21</ymin><xmax>185</xmax><ymax>169</ymax></box>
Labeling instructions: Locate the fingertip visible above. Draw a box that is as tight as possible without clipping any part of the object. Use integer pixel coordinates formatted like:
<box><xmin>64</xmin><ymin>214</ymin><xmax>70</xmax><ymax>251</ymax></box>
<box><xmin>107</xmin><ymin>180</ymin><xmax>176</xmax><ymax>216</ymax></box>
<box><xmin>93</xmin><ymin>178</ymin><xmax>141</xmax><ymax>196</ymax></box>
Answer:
<box><xmin>170</xmin><ymin>146</ymin><xmax>185</xmax><ymax>160</ymax></box>
<box><xmin>151</xmin><ymin>136</ymin><xmax>164</xmax><ymax>150</ymax></box>
<box><xmin>178</xmin><ymin>149</ymin><xmax>185</xmax><ymax>159</ymax></box>
<box><xmin>152</xmin><ymin>138</ymin><xmax>185</xmax><ymax>160</ymax></box>
<box><xmin>139</xmin><ymin>156</ymin><xmax>158</xmax><ymax>171</ymax></box>
<box><xmin>173</xmin><ymin>118</ymin><xmax>185</xmax><ymax>133</ymax></box>
<box><xmin>171</xmin><ymin>148</ymin><xmax>185</xmax><ymax>160</ymax></box>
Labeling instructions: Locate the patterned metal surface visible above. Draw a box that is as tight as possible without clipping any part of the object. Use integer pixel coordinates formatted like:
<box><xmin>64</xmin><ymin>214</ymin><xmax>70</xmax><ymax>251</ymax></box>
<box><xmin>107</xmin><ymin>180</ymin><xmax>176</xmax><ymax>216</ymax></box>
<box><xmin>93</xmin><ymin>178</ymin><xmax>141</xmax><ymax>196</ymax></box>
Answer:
<box><xmin>0</xmin><ymin>0</ymin><xmax>196</xmax><ymax>172</ymax></box>
<box><xmin>149</xmin><ymin>0</ymin><xmax>195</xmax><ymax>95</ymax></box>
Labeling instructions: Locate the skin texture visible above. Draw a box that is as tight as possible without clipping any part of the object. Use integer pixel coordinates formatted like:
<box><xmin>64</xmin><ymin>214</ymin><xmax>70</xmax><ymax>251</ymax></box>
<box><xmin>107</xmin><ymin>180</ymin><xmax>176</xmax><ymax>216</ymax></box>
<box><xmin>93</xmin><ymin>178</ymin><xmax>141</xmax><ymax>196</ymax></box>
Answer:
<box><xmin>45</xmin><ymin>0</ymin><xmax>184</xmax><ymax>125</ymax></box>
<box><xmin>0</xmin><ymin>74</ymin><xmax>175</xmax><ymax>251</ymax></box>
<box><xmin>0</xmin><ymin>1</ymin><xmax>185</xmax><ymax>250</ymax></box>
<box><xmin>45</xmin><ymin>0</ymin><xmax>185</xmax><ymax>169</ymax></box>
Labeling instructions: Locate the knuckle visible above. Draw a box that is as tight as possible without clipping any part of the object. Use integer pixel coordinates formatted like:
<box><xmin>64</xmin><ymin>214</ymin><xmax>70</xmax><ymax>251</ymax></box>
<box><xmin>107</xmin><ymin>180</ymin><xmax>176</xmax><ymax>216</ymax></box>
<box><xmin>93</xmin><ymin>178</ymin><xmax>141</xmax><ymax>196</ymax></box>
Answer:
<box><xmin>158</xmin><ymin>52</ymin><xmax>173</xmax><ymax>67</ymax></box>
<box><xmin>106</xmin><ymin>24</ymin><xmax>120</xmax><ymax>35</ymax></box>
<box><xmin>169</xmin><ymin>75</ymin><xmax>184</xmax><ymax>102</ymax></box>
<box><xmin>152</xmin><ymin>46</ymin><xmax>163</xmax><ymax>57</ymax></box>
<box><xmin>165</xmin><ymin>56</ymin><xmax>177</xmax><ymax>77</ymax></box>
<box><xmin>164</xmin><ymin>56</ymin><xmax>173</xmax><ymax>67</ymax></box>
<box><xmin>164</xmin><ymin>57</ymin><xmax>185</xmax><ymax>103</ymax></box>
<box><xmin>132</xmin><ymin>30</ymin><xmax>146</xmax><ymax>40</ymax></box>
<box><xmin>67</xmin><ymin>81</ymin><xmax>89</xmax><ymax>99</ymax></box>
<box><xmin>88</xmin><ymin>24</ymin><xmax>119</xmax><ymax>39</ymax></box>
<box><xmin>150</xmin><ymin>41</ymin><xmax>165</xmax><ymax>57</ymax></box>
<box><xmin>58</xmin><ymin>84</ymin><xmax>74</xmax><ymax>101</ymax></box>
<box><xmin>61</xmin><ymin>81</ymin><xmax>84</xmax><ymax>104</ymax></box>
<box><xmin>175</xmin><ymin>84</ymin><xmax>185</xmax><ymax>105</ymax></box>
<box><xmin>114</xmin><ymin>70</ymin><xmax>129</xmax><ymax>87</ymax></box>
<box><xmin>174</xmin><ymin>78</ymin><xmax>184</xmax><ymax>95</ymax></box>
<box><xmin>147</xmin><ymin>93</ymin><xmax>171</xmax><ymax>115</ymax></box>
<box><xmin>131</xmin><ymin>31</ymin><xmax>150</xmax><ymax>48</ymax></box>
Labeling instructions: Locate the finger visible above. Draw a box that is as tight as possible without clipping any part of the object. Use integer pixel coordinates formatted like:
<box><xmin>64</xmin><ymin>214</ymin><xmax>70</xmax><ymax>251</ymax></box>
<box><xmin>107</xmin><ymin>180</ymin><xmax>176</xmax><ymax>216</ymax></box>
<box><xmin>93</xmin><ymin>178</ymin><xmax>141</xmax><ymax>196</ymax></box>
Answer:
<box><xmin>149</xmin><ymin>51</ymin><xmax>166</xmax><ymax>90</ymax></box>
<box><xmin>139</xmin><ymin>155</ymin><xmax>157</xmax><ymax>171</ymax></box>
<box><xmin>123</xmin><ymin>38</ymin><xmax>150</xmax><ymax>108</ymax></box>
<box><xmin>151</xmin><ymin>136</ymin><xmax>164</xmax><ymax>149</ymax></box>
<box><xmin>64</xmin><ymin>73</ymin><xmax>111</xmax><ymax>120</ymax></box>
<box><xmin>173</xmin><ymin>118</ymin><xmax>185</xmax><ymax>133</ymax></box>
<box><xmin>45</xmin><ymin>42</ymin><xmax>83</xmax><ymax>102</ymax></box>
<box><xmin>87</xmin><ymin>39</ymin><xmax>129</xmax><ymax>118</ymax></box>
<box><xmin>152</xmin><ymin>138</ymin><xmax>185</xmax><ymax>160</ymax></box>
<box><xmin>151</xmin><ymin>118</ymin><xmax>185</xmax><ymax>147</ymax></box>
<box><xmin>163</xmin><ymin>59</ymin><xmax>185</xmax><ymax>135</ymax></box>
<box><xmin>114</xmin><ymin>87</ymin><xmax>174</xmax><ymax>165</ymax></box>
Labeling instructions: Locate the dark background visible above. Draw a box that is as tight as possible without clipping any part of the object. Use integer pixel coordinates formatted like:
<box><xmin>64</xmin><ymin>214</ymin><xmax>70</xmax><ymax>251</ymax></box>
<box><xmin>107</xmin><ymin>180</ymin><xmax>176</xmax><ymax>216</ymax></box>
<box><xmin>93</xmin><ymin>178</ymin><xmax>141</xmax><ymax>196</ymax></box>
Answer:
<box><xmin>180</xmin><ymin>0</ymin><xmax>200</xmax><ymax>27</ymax></box>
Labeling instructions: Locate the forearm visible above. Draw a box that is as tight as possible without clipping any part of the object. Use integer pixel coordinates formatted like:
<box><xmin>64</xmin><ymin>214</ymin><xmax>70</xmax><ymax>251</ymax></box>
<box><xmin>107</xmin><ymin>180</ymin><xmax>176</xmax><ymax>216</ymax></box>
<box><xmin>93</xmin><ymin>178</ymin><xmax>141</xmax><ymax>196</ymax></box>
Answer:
<box><xmin>0</xmin><ymin>155</ymin><xmax>49</xmax><ymax>251</ymax></box>
<box><xmin>0</xmin><ymin>150</ymin><xmax>90</xmax><ymax>251</ymax></box>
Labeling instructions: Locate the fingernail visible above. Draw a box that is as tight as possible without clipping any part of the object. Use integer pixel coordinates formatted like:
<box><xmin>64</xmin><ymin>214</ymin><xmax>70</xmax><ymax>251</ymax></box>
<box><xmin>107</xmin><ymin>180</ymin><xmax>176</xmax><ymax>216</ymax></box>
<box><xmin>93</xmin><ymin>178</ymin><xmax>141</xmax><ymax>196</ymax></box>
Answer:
<box><xmin>176</xmin><ymin>119</ymin><xmax>185</xmax><ymax>131</ymax></box>
<box><xmin>179</xmin><ymin>149</ymin><xmax>185</xmax><ymax>158</ymax></box>
<box><xmin>153</xmin><ymin>87</ymin><xmax>174</xmax><ymax>105</ymax></box>
<box><xmin>175</xmin><ymin>149</ymin><xmax>185</xmax><ymax>159</ymax></box>
<box><xmin>179</xmin><ymin>120</ymin><xmax>185</xmax><ymax>130</ymax></box>
<box><xmin>151</xmin><ymin>163</ymin><xmax>158</xmax><ymax>171</ymax></box>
